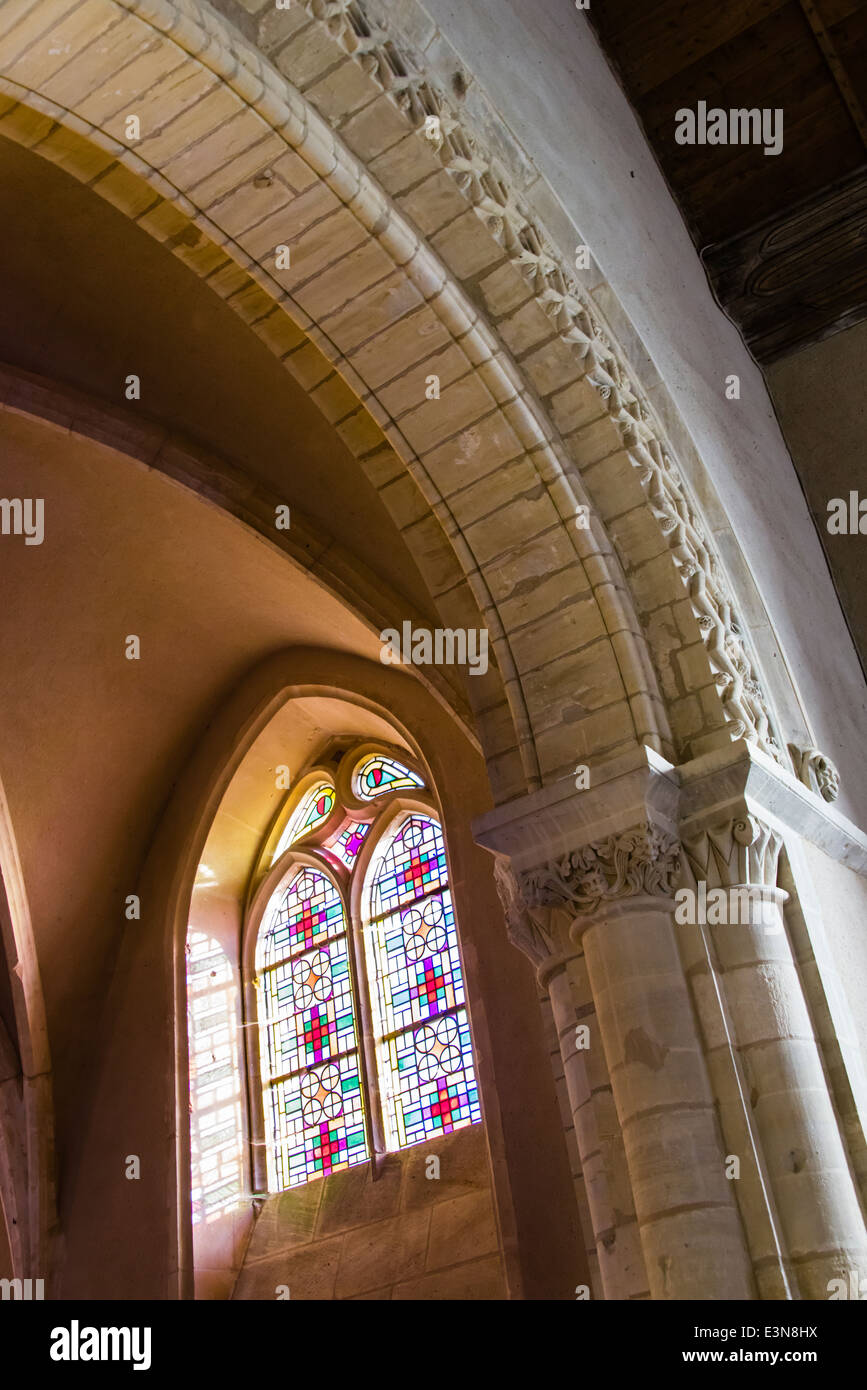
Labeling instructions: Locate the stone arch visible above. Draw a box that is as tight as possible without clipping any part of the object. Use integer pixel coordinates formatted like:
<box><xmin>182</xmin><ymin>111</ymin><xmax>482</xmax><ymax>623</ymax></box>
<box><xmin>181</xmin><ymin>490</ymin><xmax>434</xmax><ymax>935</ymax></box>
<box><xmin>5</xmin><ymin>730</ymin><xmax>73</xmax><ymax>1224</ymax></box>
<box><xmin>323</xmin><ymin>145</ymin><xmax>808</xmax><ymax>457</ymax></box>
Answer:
<box><xmin>0</xmin><ymin>766</ymin><xmax>56</xmax><ymax>1282</ymax></box>
<box><xmin>0</xmin><ymin>0</ymin><xmax>781</xmax><ymax>808</ymax></box>
<box><xmin>74</xmin><ymin>646</ymin><xmax>582</xmax><ymax>1296</ymax></box>
<box><xmin>0</xmin><ymin>3</ymin><xmax>862</xmax><ymax>1305</ymax></box>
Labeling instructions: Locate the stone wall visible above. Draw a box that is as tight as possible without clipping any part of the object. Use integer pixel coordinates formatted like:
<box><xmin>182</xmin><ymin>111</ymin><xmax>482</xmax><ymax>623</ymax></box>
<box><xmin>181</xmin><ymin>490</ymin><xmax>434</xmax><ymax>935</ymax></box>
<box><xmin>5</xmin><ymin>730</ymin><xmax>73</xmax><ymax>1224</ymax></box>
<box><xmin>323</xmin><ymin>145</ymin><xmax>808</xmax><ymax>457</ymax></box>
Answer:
<box><xmin>232</xmin><ymin>1124</ymin><xmax>506</xmax><ymax>1299</ymax></box>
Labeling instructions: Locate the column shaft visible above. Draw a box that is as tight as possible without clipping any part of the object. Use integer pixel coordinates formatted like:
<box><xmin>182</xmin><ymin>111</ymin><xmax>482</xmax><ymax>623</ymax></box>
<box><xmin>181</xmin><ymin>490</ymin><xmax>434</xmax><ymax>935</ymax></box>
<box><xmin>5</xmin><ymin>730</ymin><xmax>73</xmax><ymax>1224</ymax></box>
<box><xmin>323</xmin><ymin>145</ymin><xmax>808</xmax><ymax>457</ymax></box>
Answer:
<box><xmin>582</xmin><ymin>896</ymin><xmax>755</xmax><ymax>1300</ymax></box>
<box><xmin>546</xmin><ymin>954</ymin><xmax>650</xmax><ymax>1299</ymax></box>
<box><xmin>709</xmin><ymin>885</ymin><xmax>867</xmax><ymax>1298</ymax></box>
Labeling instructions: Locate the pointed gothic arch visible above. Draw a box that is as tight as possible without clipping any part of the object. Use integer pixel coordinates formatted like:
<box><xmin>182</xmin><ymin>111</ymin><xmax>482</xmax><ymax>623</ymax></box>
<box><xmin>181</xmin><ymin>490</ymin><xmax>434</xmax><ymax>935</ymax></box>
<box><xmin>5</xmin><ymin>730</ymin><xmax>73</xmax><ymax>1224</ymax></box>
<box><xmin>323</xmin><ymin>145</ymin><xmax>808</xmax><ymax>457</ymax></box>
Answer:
<box><xmin>119</xmin><ymin>648</ymin><xmax>578</xmax><ymax>1296</ymax></box>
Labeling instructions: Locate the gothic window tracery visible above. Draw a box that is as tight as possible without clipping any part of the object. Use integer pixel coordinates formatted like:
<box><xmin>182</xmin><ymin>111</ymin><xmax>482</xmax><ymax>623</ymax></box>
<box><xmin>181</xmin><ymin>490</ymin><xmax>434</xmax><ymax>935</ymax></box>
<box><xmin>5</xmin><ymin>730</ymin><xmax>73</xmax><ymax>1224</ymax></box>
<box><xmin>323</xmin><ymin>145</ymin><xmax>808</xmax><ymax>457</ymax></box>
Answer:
<box><xmin>353</xmin><ymin>753</ymin><xmax>425</xmax><ymax>801</ymax></box>
<box><xmin>363</xmin><ymin>815</ymin><xmax>481</xmax><ymax>1150</ymax></box>
<box><xmin>271</xmin><ymin>781</ymin><xmax>336</xmax><ymax>863</ymax></box>
<box><xmin>250</xmin><ymin>747</ymin><xmax>480</xmax><ymax>1190</ymax></box>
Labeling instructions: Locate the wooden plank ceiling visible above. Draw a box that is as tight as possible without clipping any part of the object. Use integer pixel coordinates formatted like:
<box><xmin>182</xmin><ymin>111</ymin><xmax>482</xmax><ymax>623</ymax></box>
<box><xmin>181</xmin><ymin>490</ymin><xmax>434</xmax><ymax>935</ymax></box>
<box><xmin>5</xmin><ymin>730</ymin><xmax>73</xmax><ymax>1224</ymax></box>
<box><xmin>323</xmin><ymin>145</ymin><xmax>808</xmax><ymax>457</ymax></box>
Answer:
<box><xmin>587</xmin><ymin>0</ymin><xmax>867</xmax><ymax>361</ymax></box>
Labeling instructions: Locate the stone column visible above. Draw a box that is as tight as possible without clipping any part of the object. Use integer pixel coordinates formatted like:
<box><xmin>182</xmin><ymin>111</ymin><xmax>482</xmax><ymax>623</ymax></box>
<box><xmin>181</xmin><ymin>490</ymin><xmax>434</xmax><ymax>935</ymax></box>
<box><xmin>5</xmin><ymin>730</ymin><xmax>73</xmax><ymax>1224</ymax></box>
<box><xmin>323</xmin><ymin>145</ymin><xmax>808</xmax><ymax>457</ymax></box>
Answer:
<box><xmin>519</xmin><ymin>826</ymin><xmax>755</xmax><ymax>1300</ymax></box>
<box><xmin>494</xmin><ymin>862</ymin><xmax>649</xmax><ymax>1299</ymax></box>
<box><xmin>477</xmin><ymin>747</ymin><xmax>763</xmax><ymax>1299</ymax></box>
<box><xmin>681</xmin><ymin>813</ymin><xmax>867</xmax><ymax>1299</ymax></box>
<box><xmin>479</xmin><ymin>739</ymin><xmax>867</xmax><ymax>1300</ymax></box>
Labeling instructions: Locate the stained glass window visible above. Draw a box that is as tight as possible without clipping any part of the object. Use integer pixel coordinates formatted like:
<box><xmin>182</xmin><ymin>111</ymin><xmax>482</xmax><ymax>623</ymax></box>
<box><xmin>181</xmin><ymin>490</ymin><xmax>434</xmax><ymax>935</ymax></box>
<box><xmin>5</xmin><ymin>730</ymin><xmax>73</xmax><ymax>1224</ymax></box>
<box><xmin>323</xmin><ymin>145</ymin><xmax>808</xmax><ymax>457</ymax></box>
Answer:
<box><xmin>272</xmin><ymin>782</ymin><xmax>336</xmax><ymax>863</ymax></box>
<box><xmin>363</xmin><ymin>815</ymin><xmax>480</xmax><ymax>1150</ymax></box>
<box><xmin>354</xmin><ymin>754</ymin><xmax>425</xmax><ymax>801</ymax></box>
<box><xmin>325</xmin><ymin>819</ymin><xmax>370</xmax><ymax>869</ymax></box>
<box><xmin>186</xmin><ymin>931</ymin><xmax>244</xmax><ymax>1224</ymax></box>
<box><xmin>257</xmin><ymin>867</ymin><xmax>368</xmax><ymax>1188</ymax></box>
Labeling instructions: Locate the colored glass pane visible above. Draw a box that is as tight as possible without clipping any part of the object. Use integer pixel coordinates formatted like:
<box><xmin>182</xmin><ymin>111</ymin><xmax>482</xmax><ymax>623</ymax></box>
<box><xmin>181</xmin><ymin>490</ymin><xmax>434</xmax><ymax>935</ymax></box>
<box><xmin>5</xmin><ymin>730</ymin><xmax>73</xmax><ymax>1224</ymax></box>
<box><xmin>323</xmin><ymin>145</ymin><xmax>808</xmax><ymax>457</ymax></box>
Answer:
<box><xmin>363</xmin><ymin>815</ymin><xmax>481</xmax><ymax>1150</ymax></box>
<box><xmin>369</xmin><ymin>813</ymin><xmax>448</xmax><ymax>918</ymax></box>
<box><xmin>272</xmin><ymin>782</ymin><xmax>336</xmax><ymax>863</ymax></box>
<box><xmin>379</xmin><ymin>1011</ymin><xmax>479</xmax><ymax>1149</ymax></box>
<box><xmin>353</xmin><ymin>754</ymin><xmax>425</xmax><ymax>801</ymax></box>
<box><xmin>325</xmin><ymin>819</ymin><xmax>370</xmax><ymax>868</ymax></box>
<box><xmin>257</xmin><ymin>867</ymin><xmax>368</xmax><ymax>1188</ymax></box>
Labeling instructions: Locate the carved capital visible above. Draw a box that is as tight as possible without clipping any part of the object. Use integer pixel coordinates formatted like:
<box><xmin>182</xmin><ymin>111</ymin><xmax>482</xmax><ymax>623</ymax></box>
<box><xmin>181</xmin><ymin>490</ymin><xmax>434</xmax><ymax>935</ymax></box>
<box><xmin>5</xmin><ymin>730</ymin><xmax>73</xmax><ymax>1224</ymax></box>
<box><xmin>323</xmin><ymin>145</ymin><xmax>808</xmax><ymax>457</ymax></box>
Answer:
<box><xmin>683</xmin><ymin>815</ymin><xmax>783</xmax><ymax>891</ymax></box>
<box><xmin>517</xmin><ymin>824</ymin><xmax>681</xmax><ymax>918</ymax></box>
<box><xmin>492</xmin><ymin>855</ymin><xmax>561</xmax><ymax>968</ymax></box>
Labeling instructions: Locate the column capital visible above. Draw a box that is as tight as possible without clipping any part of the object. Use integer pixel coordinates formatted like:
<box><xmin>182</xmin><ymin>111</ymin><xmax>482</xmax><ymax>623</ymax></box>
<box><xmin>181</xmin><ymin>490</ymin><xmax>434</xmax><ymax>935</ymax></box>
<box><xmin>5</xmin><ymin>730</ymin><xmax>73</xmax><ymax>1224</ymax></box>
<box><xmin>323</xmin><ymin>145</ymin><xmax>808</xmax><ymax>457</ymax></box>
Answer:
<box><xmin>476</xmin><ymin>747</ymin><xmax>681</xmax><ymax>967</ymax></box>
<box><xmin>490</xmin><ymin>823</ymin><xmax>680</xmax><ymax>969</ymax></box>
<box><xmin>678</xmin><ymin>740</ymin><xmax>867</xmax><ymax>874</ymax></box>
<box><xmin>491</xmin><ymin>856</ymin><xmax>563</xmax><ymax>970</ymax></box>
<box><xmin>519</xmin><ymin>823</ymin><xmax>681</xmax><ymax>916</ymax></box>
<box><xmin>476</xmin><ymin>739</ymin><xmax>867</xmax><ymax>889</ymax></box>
<box><xmin>682</xmin><ymin>815</ymin><xmax>784</xmax><ymax>891</ymax></box>
<box><xmin>473</xmin><ymin>744</ymin><xmax>679</xmax><ymax>873</ymax></box>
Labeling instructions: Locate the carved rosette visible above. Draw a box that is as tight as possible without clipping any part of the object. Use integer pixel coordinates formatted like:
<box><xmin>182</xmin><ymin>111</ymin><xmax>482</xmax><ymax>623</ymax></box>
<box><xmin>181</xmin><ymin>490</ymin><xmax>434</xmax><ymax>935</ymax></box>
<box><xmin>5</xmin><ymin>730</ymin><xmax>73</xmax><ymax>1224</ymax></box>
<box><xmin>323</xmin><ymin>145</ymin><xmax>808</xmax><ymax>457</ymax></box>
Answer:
<box><xmin>517</xmin><ymin>825</ymin><xmax>681</xmax><ymax>918</ymax></box>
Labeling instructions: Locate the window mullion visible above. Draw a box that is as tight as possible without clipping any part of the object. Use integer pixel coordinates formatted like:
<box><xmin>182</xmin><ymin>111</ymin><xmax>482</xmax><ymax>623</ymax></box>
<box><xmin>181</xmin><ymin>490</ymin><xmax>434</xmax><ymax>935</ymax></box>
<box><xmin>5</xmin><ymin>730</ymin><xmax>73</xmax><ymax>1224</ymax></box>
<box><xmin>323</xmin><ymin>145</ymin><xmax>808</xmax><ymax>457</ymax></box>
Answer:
<box><xmin>345</xmin><ymin>904</ymin><xmax>388</xmax><ymax>1178</ymax></box>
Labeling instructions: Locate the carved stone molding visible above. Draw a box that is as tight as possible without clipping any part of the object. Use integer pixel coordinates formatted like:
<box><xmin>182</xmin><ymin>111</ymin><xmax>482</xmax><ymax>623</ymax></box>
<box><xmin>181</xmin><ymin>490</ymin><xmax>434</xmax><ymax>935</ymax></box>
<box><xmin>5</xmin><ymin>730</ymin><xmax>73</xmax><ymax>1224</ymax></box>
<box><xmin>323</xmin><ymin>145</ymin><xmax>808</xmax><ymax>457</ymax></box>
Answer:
<box><xmin>492</xmin><ymin>827</ymin><xmax>680</xmax><ymax>967</ymax></box>
<box><xmin>519</xmin><ymin>825</ymin><xmax>681</xmax><ymax>918</ymax></box>
<box><xmin>678</xmin><ymin>738</ymin><xmax>867</xmax><ymax>879</ymax></box>
<box><xmin>683</xmin><ymin>815</ymin><xmax>784</xmax><ymax>892</ymax></box>
<box><xmin>284</xmin><ymin>0</ymin><xmax>785</xmax><ymax>763</ymax></box>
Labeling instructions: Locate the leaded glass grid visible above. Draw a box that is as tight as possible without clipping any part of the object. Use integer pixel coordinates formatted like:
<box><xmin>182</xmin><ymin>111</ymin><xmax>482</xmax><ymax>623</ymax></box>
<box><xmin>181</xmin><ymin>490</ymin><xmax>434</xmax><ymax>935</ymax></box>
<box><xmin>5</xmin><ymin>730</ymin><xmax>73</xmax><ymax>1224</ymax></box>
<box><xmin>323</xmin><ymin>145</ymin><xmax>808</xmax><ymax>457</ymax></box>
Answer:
<box><xmin>363</xmin><ymin>815</ymin><xmax>481</xmax><ymax>1150</ymax></box>
<box><xmin>353</xmin><ymin>754</ymin><xmax>425</xmax><ymax>801</ymax></box>
<box><xmin>258</xmin><ymin>867</ymin><xmax>368</xmax><ymax>1188</ymax></box>
<box><xmin>325</xmin><ymin>818</ymin><xmax>370</xmax><ymax>869</ymax></box>
<box><xmin>187</xmin><ymin>931</ymin><xmax>244</xmax><ymax>1222</ymax></box>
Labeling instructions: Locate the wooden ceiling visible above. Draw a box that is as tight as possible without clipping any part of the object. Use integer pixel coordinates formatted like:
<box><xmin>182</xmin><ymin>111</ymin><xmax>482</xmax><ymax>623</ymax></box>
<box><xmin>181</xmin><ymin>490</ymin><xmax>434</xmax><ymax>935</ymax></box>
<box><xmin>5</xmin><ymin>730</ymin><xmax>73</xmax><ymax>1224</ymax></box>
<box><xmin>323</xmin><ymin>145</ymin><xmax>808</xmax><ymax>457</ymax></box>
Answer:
<box><xmin>588</xmin><ymin>0</ymin><xmax>867</xmax><ymax>361</ymax></box>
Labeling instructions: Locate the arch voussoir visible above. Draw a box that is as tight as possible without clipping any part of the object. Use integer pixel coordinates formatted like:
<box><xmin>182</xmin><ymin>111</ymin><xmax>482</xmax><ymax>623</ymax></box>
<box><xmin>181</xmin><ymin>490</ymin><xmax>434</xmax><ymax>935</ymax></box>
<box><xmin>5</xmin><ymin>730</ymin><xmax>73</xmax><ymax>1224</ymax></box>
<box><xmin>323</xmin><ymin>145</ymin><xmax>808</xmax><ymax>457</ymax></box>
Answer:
<box><xmin>1</xmin><ymin>0</ymin><xmax>775</xmax><ymax>806</ymax></box>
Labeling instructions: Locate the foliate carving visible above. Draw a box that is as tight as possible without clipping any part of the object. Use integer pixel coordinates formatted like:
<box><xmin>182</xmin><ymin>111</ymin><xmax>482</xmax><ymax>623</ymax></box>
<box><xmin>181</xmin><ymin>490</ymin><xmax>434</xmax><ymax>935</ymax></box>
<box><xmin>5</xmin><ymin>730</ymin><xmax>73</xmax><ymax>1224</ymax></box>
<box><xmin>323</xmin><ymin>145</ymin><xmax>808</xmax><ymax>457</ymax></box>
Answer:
<box><xmin>518</xmin><ymin>826</ymin><xmax>681</xmax><ymax>917</ymax></box>
<box><xmin>301</xmin><ymin>0</ymin><xmax>427</xmax><ymax>111</ymax></box>
<box><xmin>790</xmin><ymin>745</ymin><xmax>840</xmax><ymax>803</ymax></box>
<box><xmin>683</xmin><ymin>816</ymin><xmax>784</xmax><ymax>891</ymax></box>
<box><xmin>492</xmin><ymin>856</ymin><xmax>556</xmax><ymax>968</ymax></box>
<box><xmin>277</xmin><ymin>0</ymin><xmax>785</xmax><ymax>763</ymax></box>
<box><xmin>629</xmin><ymin>439</ymin><xmax>782</xmax><ymax>760</ymax></box>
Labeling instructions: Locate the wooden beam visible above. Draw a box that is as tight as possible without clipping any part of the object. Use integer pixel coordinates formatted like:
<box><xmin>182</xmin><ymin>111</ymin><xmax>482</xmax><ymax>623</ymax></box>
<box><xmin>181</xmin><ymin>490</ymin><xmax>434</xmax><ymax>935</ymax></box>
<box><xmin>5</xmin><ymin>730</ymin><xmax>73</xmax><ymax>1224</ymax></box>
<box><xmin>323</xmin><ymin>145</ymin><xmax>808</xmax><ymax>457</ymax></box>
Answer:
<box><xmin>799</xmin><ymin>0</ymin><xmax>867</xmax><ymax>151</ymax></box>
<box><xmin>702</xmin><ymin>166</ymin><xmax>867</xmax><ymax>362</ymax></box>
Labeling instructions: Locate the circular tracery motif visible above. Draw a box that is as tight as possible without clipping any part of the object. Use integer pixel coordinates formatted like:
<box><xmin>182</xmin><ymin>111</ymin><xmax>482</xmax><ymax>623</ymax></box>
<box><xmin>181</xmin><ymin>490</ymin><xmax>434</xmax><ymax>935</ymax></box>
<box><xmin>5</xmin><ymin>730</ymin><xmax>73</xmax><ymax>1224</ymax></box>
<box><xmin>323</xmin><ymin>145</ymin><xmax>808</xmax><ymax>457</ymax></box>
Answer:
<box><xmin>414</xmin><ymin>1015</ymin><xmax>462</xmax><ymax>1082</ymax></box>
<box><xmin>401</xmin><ymin>895</ymin><xmax>447</xmax><ymax>961</ymax></box>
<box><xmin>300</xmin><ymin>1063</ymin><xmax>343</xmax><ymax>1125</ymax></box>
<box><xmin>291</xmin><ymin>950</ymin><xmax>332</xmax><ymax>1011</ymax></box>
<box><xmin>402</xmin><ymin>820</ymin><xmax>425</xmax><ymax>850</ymax></box>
